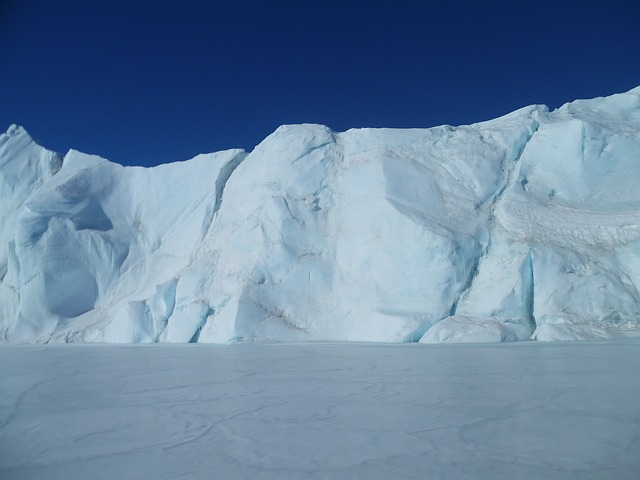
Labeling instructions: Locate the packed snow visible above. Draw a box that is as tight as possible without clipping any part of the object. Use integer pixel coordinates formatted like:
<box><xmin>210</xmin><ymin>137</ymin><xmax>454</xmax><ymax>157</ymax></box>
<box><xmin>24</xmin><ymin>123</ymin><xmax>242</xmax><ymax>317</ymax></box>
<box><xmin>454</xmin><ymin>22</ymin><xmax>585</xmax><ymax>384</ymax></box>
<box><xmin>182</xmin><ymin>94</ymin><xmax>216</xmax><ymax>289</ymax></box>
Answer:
<box><xmin>2</xmin><ymin>87</ymin><xmax>640</xmax><ymax>343</ymax></box>
<box><xmin>1</xmin><ymin>341</ymin><xmax>639</xmax><ymax>479</ymax></box>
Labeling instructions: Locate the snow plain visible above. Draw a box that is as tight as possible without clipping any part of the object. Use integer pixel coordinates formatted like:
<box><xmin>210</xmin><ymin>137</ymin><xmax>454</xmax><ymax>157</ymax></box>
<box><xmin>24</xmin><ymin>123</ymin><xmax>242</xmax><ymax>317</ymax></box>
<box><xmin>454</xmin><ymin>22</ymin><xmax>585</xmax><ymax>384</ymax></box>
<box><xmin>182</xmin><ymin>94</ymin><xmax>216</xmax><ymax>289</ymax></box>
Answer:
<box><xmin>1</xmin><ymin>341</ymin><xmax>639</xmax><ymax>479</ymax></box>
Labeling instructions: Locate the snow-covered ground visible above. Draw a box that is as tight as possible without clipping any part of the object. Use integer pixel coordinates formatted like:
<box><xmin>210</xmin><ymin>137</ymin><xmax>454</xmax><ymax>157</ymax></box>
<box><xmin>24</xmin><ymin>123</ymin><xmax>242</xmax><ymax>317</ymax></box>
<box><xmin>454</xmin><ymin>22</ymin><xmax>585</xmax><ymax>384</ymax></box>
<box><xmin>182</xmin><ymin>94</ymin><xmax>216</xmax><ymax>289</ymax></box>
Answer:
<box><xmin>1</xmin><ymin>342</ymin><xmax>639</xmax><ymax>479</ymax></box>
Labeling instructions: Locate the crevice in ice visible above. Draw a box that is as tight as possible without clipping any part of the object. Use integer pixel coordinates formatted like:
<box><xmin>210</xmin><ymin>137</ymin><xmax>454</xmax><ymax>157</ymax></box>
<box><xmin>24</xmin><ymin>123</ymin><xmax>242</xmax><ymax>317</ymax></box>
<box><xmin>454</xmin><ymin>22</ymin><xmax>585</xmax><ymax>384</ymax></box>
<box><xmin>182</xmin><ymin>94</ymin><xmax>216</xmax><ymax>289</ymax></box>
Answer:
<box><xmin>189</xmin><ymin>307</ymin><xmax>214</xmax><ymax>343</ymax></box>
<box><xmin>449</xmin><ymin>244</ymin><xmax>482</xmax><ymax>317</ymax></box>
<box><xmin>0</xmin><ymin>257</ymin><xmax>7</xmax><ymax>282</ymax></box>
<box><xmin>281</xmin><ymin>196</ymin><xmax>306</xmax><ymax>225</ymax></box>
<box><xmin>450</xmin><ymin>118</ymin><xmax>541</xmax><ymax>317</ymax></box>
<box><xmin>490</xmin><ymin>119</ymin><xmax>541</xmax><ymax>220</ymax></box>
<box><xmin>152</xmin><ymin>278</ymin><xmax>179</xmax><ymax>341</ymax></box>
<box><xmin>525</xmin><ymin>250</ymin><xmax>537</xmax><ymax>335</ymax></box>
<box><xmin>201</xmin><ymin>152</ymin><xmax>247</xmax><ymax>236</ymax></box>
<box><xmin>291</xmin><ymin>140</ymin><xmax>334</xmax><ymax>164</ymax></box>
<box><xmin>188</xmin><ymin>323</ymin><xmax>203</xmax><ymax>344</ymax></box>
<box><xmin>406</xmin><ymin>316</ymin><xmax>436</xmax><ymax>342</ymax></box>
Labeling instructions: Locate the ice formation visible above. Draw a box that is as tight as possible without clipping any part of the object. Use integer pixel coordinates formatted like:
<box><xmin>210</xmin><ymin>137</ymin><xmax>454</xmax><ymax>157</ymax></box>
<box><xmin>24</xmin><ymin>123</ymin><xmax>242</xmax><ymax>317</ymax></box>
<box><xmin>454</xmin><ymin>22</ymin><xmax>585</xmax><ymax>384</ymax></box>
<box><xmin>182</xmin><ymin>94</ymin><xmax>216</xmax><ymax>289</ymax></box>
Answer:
<box><xmin>2</xmin><ymin>87</ymin><xmax>640</xmax><ymax>343</ymax></box>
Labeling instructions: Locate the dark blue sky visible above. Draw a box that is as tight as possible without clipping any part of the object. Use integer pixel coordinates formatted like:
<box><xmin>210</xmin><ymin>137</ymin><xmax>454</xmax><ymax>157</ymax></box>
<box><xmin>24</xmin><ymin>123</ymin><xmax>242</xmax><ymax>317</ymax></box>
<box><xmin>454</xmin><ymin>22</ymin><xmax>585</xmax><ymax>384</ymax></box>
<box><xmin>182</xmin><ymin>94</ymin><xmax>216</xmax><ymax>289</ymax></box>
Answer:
<box><xmin>1</xmin><ymin>0</ymin><xmax>639</xmax><ymax>167</ymax></box>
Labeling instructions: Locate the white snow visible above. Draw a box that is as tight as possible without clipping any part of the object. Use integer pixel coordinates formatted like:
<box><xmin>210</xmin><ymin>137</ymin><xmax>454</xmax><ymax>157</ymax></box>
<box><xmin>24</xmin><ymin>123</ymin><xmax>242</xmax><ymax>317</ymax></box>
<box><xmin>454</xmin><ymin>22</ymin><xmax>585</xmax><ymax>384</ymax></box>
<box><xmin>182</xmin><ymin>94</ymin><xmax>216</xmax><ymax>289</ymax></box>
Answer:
<box><xmin>1</xmin><ymin>341</ymin><xmax>639</xmax><ymax>479</ymax></box>
<box><xmin>1</xmin><ymin>87</ymin><xmax>640</xmax><ymax>343</ymax></box>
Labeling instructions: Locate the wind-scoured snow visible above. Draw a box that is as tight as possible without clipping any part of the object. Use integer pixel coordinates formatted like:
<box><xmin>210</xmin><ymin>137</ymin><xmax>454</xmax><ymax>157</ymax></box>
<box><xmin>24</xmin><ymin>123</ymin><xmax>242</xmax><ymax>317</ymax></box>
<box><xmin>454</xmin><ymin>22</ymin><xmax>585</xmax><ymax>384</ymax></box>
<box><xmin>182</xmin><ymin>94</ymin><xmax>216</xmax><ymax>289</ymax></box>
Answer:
<box><xmin>1</xmin><ymin>341</ymin><xmax>639</xmax><ymax>479</ymax></box>
<box><xmin>1</xmin><ymin>87</ymin><xmax>640</xmax><ymax>343</ymax></box>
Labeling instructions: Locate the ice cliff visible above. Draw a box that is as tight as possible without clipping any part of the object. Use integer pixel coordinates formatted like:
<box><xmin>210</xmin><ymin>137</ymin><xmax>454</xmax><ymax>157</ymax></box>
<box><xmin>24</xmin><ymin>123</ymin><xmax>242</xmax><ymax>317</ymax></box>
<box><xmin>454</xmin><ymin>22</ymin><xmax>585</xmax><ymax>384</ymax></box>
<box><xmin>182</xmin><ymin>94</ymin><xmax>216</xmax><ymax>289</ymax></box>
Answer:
<box><xmin>2</xmin><ymin>87</ymin><xmax>640</xmax><ymax>343</ymax></box>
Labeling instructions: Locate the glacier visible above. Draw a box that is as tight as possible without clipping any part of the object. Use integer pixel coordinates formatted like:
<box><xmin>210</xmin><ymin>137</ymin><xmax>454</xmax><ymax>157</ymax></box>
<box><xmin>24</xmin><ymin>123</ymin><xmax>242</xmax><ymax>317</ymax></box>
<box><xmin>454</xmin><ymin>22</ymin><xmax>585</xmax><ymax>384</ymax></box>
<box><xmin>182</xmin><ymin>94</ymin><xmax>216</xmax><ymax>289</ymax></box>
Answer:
<box><xmin>2</xmin><ymin>86</ymin><xmax>640</xmax><ymax>344</ymax></box>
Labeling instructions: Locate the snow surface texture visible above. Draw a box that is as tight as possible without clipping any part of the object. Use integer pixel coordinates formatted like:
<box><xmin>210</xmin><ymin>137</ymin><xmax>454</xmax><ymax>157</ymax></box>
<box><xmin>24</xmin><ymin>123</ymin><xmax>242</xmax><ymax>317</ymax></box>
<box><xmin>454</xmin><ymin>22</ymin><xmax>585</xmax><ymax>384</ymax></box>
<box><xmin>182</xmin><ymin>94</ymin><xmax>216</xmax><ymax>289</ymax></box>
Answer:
<box><xmin>2</xmin><ymin>87</ymin><xmax>640</xmax><ymax>343</ymax></box>
<box><xmin>1</xmin><ymin>342</ymin><xmax>639</xmax><ymax>479</ymax></box>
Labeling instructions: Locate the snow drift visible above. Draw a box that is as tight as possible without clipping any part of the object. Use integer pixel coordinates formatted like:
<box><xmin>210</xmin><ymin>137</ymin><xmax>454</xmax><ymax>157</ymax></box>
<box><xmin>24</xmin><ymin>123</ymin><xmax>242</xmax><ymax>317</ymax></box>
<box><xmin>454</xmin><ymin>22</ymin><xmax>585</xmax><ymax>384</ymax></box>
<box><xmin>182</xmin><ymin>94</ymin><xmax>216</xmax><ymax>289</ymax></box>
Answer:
<box><xmin>2</xmin><ymin>87</ymin><xmax>640</xmax><ymax>343</ymax></box>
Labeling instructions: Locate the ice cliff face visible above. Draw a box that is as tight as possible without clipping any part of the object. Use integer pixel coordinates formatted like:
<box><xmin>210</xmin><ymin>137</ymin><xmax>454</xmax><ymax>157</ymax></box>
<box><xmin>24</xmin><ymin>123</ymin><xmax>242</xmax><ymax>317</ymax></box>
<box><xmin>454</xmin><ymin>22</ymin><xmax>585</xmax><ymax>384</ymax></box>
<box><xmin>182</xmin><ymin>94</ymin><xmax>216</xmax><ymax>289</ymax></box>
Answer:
<box><xmin>2</xmin><ymin>87</ymin><xmax>640</xmax><ymax>343</ymax></box>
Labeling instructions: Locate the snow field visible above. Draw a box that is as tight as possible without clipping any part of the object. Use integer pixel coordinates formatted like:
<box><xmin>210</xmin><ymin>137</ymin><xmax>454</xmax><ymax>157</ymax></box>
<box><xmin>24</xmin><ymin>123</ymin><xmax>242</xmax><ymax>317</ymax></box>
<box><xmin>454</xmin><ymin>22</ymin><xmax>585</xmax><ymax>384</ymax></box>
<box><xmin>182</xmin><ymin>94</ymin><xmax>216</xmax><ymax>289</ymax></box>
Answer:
<box><xmin>1</xmin><ymin>341</ymin><xmax>639</xmax><ymax>479</ymax></box>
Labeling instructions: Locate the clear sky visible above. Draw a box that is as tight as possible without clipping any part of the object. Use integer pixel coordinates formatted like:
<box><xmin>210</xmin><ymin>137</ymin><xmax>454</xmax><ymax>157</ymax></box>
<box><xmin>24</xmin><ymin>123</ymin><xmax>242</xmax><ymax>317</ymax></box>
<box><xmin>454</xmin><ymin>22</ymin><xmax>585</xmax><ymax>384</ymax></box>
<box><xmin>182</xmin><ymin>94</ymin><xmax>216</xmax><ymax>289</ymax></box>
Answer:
<box><xmin>1</xmin><ymin>0</ymin><xmax>639</xmax><ymax>167</ymax></box>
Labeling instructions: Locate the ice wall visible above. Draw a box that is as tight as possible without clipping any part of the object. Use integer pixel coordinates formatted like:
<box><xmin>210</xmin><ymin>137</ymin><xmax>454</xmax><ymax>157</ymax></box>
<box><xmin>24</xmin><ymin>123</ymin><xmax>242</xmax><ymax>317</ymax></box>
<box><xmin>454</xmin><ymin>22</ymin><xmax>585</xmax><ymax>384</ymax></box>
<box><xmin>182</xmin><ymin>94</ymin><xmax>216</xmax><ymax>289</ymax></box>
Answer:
<box><xmin>2</xmin><ymin>87</ymin><xmax>640</xmax><ymax>343</ymax></box>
